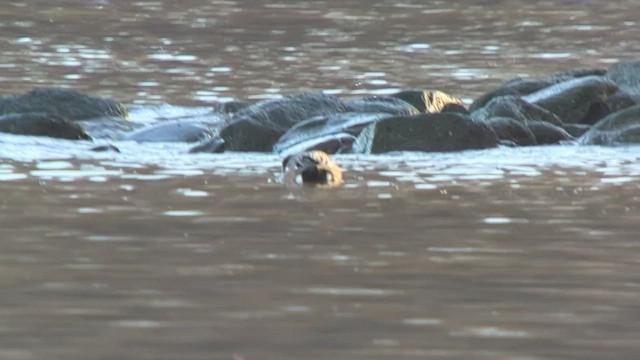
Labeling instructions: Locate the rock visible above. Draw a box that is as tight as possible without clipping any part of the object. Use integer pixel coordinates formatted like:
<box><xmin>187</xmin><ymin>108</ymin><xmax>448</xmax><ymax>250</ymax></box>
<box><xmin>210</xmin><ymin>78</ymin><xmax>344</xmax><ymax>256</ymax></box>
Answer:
<box><xmin>579</xmin><ymin>104</ymin><xmax>640</xmax><ymax>145</ymax></box>
<box><xmin>221</xmin><ymin>92</ymin><xmax>350</xmax><ymax>152</ymax></box>
<box><xmin>470</xmin><ymin>68</ymin><xmax>606</xmax><ymax>111</ymax></box>
<box><xmin>471</xmin><ymin>95</ymin><xmax>563</xmax><ymax>126</ymax></box>
<box><xmin>0</xmin><ymin>88</ymin><xmax>127</xmax><ymax>120</ymax></box>
<box><xmin>522</xmin><ymin>75</ymin><xmax>619</xmax><ymax>123</ymax></box>
<box><xmin>0</xmin><ymin>112</ymin><xmax>91</xmax><ymax>140</ymax></box>
<box><xmin>485</xmin><ymin>116</ymin><xmax>537</xmax><ymax>146</ymax></box>
<box><xmin>354</xmin><ymin>112</ymin><xmax>499</xmax><ymax>154</ymax></box>
<box><xmin>577</xmin><ymin>90</ymin><xmax>637</xmax><ymax>125</ymax></box>
<box><xmin>526</xmin><ymin>121</ymin><xmax>574</xmax><ymax>144</ymax></box>
<box><xmin>563</xmin><ymin>123</ymin><xmax>592</xmax><ymax>138</ymax></box>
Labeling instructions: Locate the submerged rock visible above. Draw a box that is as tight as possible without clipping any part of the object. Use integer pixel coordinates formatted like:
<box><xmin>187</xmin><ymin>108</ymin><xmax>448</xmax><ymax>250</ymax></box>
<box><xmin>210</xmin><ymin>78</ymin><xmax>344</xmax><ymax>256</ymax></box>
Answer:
<box><xmin>0</xmin><ymin>88</ymin><xmax>128</xmax><ymax>121</ymax></box>
<box><xmin>0</xmin><ymin>112</ymin><xmax>91</xmax><ymax>140</ymax></box>
<box><xmin>124</xmin><ymin>121</ymin><xmax>215</xmax><ymax>143</ymax></box>
<box><xmin>354</xmin><ymin>112</ymin><xmax>499</xmax><ymax>153</ymax></box>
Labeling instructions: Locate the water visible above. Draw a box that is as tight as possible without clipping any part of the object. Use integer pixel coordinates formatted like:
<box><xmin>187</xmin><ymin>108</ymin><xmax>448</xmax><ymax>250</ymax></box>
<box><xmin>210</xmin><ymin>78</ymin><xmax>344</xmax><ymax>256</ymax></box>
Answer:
<box><xmin>2</xmin><ymin>1</ymin><xmax>640</xmax><ymax>359</ymax></box>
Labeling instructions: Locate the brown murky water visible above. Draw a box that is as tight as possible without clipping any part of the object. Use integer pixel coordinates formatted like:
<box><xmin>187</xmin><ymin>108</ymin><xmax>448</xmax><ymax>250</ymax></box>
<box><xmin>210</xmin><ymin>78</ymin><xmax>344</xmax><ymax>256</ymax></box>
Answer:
<box><xmin>2</xmin><ymin>1</ymin><xmax>640</xmax><ymax>360</ymax></box>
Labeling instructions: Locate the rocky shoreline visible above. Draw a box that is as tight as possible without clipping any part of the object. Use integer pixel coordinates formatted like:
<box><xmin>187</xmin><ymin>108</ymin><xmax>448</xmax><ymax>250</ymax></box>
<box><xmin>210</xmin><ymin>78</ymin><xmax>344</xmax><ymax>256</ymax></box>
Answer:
<box><xmin>1</xmin><ymin>60</ymin><xmax>640</xmax><ymax>157</ymax></box>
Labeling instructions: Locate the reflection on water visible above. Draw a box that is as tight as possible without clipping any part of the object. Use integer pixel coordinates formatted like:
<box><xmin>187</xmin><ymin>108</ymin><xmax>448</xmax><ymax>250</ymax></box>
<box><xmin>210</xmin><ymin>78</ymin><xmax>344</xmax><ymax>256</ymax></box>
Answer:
<box><xmin>3</xmin><ymin>0</ymin><xmax>640</xmax><ymax>104</ymax></box>
<box><xmin>3</xmin><ymin>0</ymin><xmax>640</xmax><ymax>359</ymax></box>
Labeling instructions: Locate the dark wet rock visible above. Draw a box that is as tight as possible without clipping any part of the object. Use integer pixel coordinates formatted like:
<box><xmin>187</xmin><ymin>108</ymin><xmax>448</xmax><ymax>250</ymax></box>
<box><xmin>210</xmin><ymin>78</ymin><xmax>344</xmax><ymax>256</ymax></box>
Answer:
<box><xmin>0</xmin><ymin>113</ymin><xmax>91</xmax><ymax>140</ymax></box>
<box><xmin>577</xmin><ymin>90</ymin><xmax>637</xmax><ymax>125</ymax></box>
<box><xmin>221</xmin><ymin>92</ymin><xmax>350</xmax><ymax>152</ymax></box>
<box><xmin>343</xmin><ymin>96</ymin><xmax>420</xmax><ymax>116</ymax></box>
<box><xmin>273</xmin><ymin>112</ymin><xmax>392</xmax><ymax>154</ymax></box>
<box><xmin>188</xmin><ymin>137</ymin><xmax>225</xmax><ymax>153</ymax></box>
<box><xmin>470</xmin><ymin>68</ymin><xmax>607</xmax><ymax>111</ymax></box>
<box><xmin>582</xmin><ymin>124</ymin><xmax>640</xmax><ymax>145</ymax></box>
<box><xmin>485</xmin><ymin>117</ymin><xmax>537</xmax><ymax>146</ymax></box>
<box><xmin>595</xmin><ymin>125</ymin><xmax>640</xmax><ymax>144</ymax></box>
<box><xmin>583</xmin><ymin>104</ymin><xmax>640</xmax><ymax>132</ymax></box>
<box><xmin>579</xmin><ymin>104</ymin><xmax>640</xmax><ymax>145</ymax></box>
<box><xmin>522</xmin><ymin>75</ymin><xmax>619</xmax><ymax>124</ymax></box>
<box><xmin>471</xmin><ymin>95</ymin><xmax>563</xmax><ymax>126</ymax></box>
<box><xmin>474</xmin><ymin>96</ymin><xmax>573</xmax><ymax>145</ymax></box>
<box><xmin>353</xmin><ymin>112</ymin><xmax>499</xmax><ymax>154</ymax></box>
<box><xmin>77</xmin><ymin>116</ymin><xmax>138</xmax><ymax>140</ymax></box>
<box><xmin>0</xmin><ymin>88</ymin><xmax>127</xmax><ymax>121</ymax></box>
<box><xmin>526</xmin><ymin>121</ymin><xmax>574</xmax><ymax>144</ymax></box>
<box><xmin>606</xmin><ymin>61</ymin><xmax>640</xmax><ymax>98</ymax></box>
<box><xmin>563</xmin><ymin>123</ymin><xmax>592</xmax><ymax>138</ymax></box>
<box><xmin>125</xmin><ymin>121</ymin><xmax>214</xmax><ymax>143</ymax></box>
<box><xmin>91</xmin><ymin>144</ymin><xmax>121</xmax><ymax>152</ymax></box>
<box><xmin>277</xmin><ymin>133</ymin><xmax>356</xmax><ymax>160</ymax></box>
<box><xmin>390</xmin><ymin>90</ymin><xmax>464</xmax><ymax>113</ymax></box>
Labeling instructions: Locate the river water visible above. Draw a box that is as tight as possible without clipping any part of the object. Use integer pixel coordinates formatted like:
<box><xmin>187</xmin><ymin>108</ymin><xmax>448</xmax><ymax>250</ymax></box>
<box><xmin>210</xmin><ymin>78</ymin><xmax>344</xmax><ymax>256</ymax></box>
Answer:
<box><xmin>2</xmin><ymin>1</ymin><xmax>640</xmax><ymax>360</ymax></box>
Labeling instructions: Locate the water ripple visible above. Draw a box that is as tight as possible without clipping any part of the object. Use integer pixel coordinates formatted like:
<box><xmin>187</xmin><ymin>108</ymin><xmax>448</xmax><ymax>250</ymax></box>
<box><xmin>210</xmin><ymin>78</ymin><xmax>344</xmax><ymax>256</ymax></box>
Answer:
<box><xmin>296</xmin><ymin>287</ymin><xmax>404</xmax><ymax>296</ymax></box>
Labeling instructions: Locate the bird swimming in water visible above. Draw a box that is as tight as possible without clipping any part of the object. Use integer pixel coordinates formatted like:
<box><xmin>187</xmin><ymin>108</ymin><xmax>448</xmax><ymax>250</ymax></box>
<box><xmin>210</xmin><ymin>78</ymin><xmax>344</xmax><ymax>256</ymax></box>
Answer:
<box><xmin>282</xmin><ymin>151</ymin><xmax>343</xmax><ymax>187</ymax></box>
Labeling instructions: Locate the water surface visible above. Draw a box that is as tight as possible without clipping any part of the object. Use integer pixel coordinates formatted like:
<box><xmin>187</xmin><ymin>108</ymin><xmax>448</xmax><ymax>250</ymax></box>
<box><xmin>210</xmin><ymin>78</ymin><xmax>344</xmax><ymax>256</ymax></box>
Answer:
<box><xmin>2</xmin><ymin>1</ymin><xmax>640</xmax><ymax>359</ymax></box>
